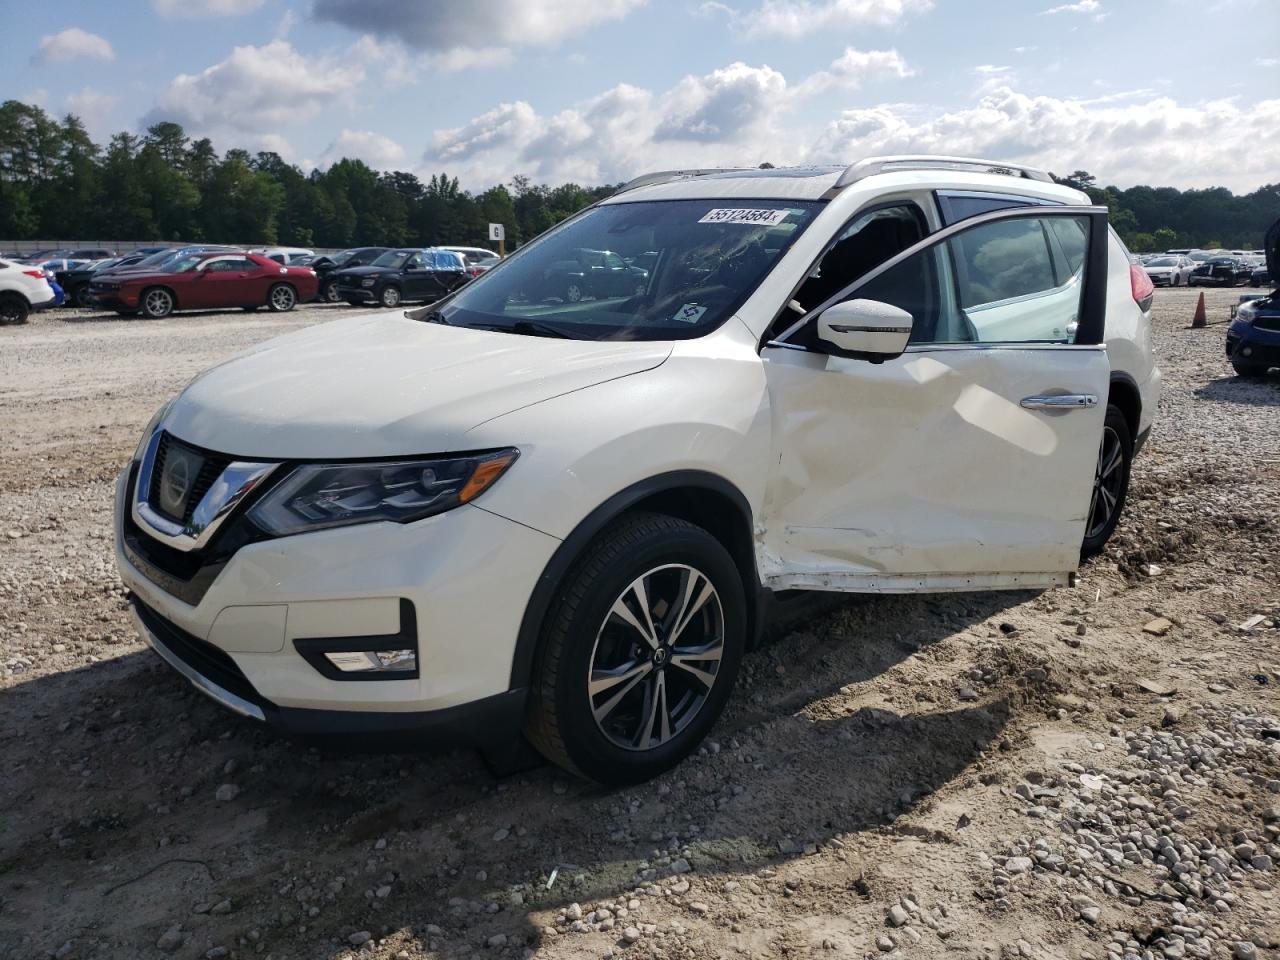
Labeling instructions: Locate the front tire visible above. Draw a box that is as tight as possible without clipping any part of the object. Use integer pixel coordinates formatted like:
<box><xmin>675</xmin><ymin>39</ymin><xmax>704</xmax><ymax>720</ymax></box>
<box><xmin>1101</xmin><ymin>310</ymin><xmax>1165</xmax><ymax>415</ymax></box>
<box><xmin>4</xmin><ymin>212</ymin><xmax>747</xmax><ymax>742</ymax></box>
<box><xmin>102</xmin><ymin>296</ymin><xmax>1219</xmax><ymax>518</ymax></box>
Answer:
<box><xmin>524</xmin><ymin>512</ymin><xmax>745</xmax><ymax>785</ymax></box>
<box><xmin>1232</xmin><ymin>361</ymin><xmax>1270</xmax><ymax>378</ymax></box>
<box><xmin>322</xmin><ymin>280</ymin><xmax>341</xmax><ymax>303</ymax></box>
<box><xmin>1081</xmin><ymin>404</ymin><xmax>1133</xmax><ymax>557</ymax></box>
<box><xmin>141</xmin><ymin>287</ymin><xmax>174</xmax><ymax>319</ymax></box>
<box><xmin>564</xmin><ymin>281</ymin><xmax>583</xmax><ymax>303</ymax></box>
<box><xmin>379</xmin><ymin>285</ymin><xmax>401</xmax><ymax>308</ymax></box>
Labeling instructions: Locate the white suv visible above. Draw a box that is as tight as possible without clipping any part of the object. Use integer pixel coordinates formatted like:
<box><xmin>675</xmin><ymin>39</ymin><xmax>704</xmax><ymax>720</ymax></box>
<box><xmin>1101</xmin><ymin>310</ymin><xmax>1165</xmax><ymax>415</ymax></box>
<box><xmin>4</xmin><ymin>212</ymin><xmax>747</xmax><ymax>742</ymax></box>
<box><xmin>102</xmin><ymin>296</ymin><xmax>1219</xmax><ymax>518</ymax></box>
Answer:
<box><xmin>0</xmin><ymin>257</ymin><xmax>58</xmax><ymax>324</ymax></box>
<box><xmin>115</xmin><ymin>156</ymin><xmax>1161</xmax><ymax>784</ymax></box>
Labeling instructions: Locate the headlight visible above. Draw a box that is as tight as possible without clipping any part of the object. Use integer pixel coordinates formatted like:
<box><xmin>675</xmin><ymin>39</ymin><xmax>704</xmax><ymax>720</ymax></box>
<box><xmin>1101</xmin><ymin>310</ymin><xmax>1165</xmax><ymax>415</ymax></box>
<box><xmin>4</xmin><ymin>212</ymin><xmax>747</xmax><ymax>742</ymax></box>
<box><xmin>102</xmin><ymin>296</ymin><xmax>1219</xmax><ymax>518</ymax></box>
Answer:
<box><xmin>133</xmin><ymin>400</ymin><xmax>172</xmax><ymax>461</ymax></box>
<box><xmin>247</xmin><ymin>449</ymin><xmax>519</xmax><ymax>536</ymax></box>
<box><xmin>361</xmin><ymin>277</ymin><xmax>377</xmax><ymax>287</ymax></box>
<box><xmin>1236</xmin><ymin>302</ymin><xmax>1257</xmax><ymax>324</ymax></box>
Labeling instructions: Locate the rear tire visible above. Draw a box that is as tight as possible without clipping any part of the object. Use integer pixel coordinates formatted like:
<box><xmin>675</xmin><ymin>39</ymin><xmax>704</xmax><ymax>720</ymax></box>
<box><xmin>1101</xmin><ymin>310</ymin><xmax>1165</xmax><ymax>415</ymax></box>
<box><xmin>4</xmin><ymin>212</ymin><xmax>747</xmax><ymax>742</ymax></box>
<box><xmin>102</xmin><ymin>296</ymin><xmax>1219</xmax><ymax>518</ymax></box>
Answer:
<box><xmin>524</xmin><ymin>512</ymin><xmax>745</xmax><ymax>785</ymax></box>
<box><xmin>267</xmin><ymin>283</ymin><xmax>297</xmax><ymax>312</ymax></box>
<box><xmin>69</xmin><ymin>284</ymin><xmax>90</xmax><ymax>307</ymax></box>
<box><xmin>1081</xmin><ymin>404</ymin><xmax>1133</xmax><ymax>558</ymax></box>
<box><xmin>0</xmin><ymin>294</ymin><xmax>30</xmax><ymax>325</ymax></box>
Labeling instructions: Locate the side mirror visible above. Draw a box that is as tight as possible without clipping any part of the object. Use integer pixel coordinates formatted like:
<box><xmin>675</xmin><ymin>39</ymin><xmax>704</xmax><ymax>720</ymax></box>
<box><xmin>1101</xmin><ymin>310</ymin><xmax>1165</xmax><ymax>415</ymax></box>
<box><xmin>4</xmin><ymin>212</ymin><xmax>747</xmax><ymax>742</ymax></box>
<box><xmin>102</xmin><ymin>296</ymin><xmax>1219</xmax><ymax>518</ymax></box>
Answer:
<box><xmin>816</xmin><ymin>298</ymin><xmax>913</xmax><ymax>361</ymax></box>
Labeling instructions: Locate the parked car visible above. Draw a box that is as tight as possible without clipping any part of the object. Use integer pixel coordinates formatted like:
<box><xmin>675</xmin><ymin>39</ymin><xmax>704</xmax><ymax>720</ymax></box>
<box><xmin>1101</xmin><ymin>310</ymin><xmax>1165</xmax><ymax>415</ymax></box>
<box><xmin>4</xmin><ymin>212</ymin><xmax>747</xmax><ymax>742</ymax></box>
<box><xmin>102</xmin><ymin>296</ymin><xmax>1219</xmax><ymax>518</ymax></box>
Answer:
<box><xmin>1252</xmin><ymin>262</ymin><xmax>1271</xmax><ymax>287</ymax></box>
<box><xmin>0</xmin><ymin>257</ymin><xmax>58</xmax><ymax>324</ymax></box>
<box><xmin>308</xmin><ymin>247</ymin><xmax>390</xmax><ymax>302</ymax></box>
<box><xmin>1225</xmin><ymin>220</ymin><xmax>1279</xmax><ymax>376</ymax></box>
<box><xmin>89</xmin><ymin>251</ymin><xmax>318</xmax><ymax>318</ymax></box>
<box><xmin>331</xmin><ymin>248</ymin><xmax>469</xmax><ymax>308</ymax></box>
<box><xmin>57</xmin><ymin>256</ymin><xmax>147</xmax><ymax>306</ymax></box>
<box><xmin>1190</xmin><ymin>257</ymin><xmax>1252</xmax><ymax>286</ymax></box>
<box><xmin>441</xmin><ymin>246</ymin><xmax>500</xmax><ymax>277</ymax></box>
<box><xmin>252</xmin><ymin>246</ymin><xmax>315</xmax><ymax>266</ymax></box>
<box><xmin>1143</xmin><ymin>255</ymin><xmax>1194</xmax><ymax>287</ymax></box>
<box><xmin>524</xmin><ymin>247</ymin><xmax>651</xmax><ymax>303</ymax></box>
<box><xmin>95</xmin><ymin>246</ymin><xmax>238</xmax><ymax>281</ymax></box>
<box><xmin>114</xmin><ymin>158</ymin><xmax>1163</xmax><ymax>783</ymax></box>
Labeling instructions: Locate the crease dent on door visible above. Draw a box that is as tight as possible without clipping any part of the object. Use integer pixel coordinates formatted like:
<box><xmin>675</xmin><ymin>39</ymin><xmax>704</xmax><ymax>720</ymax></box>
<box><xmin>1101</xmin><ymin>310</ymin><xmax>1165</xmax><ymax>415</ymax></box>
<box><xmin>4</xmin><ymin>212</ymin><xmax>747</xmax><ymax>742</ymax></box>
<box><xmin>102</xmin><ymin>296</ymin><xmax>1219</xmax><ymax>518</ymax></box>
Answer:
<box><xmin>759</xmin><ymin>345</ymin><xmax>1106</xmax><ymax>593</ymax></box>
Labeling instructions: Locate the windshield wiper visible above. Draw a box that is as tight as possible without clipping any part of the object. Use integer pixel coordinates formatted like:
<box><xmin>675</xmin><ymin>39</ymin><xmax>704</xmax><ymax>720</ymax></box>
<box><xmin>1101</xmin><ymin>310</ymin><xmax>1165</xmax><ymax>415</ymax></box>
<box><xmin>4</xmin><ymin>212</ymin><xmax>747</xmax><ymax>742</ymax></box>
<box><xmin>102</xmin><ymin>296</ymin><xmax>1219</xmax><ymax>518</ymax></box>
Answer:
<box><xmin>470</xmin><ymin>320</ymin><xmax>574</xmax><ymax>339</ymax></box>
<box><xmin>406</xmin><ymin>306</ymin><xmax>449</xmax><ymax>324</ymax></box>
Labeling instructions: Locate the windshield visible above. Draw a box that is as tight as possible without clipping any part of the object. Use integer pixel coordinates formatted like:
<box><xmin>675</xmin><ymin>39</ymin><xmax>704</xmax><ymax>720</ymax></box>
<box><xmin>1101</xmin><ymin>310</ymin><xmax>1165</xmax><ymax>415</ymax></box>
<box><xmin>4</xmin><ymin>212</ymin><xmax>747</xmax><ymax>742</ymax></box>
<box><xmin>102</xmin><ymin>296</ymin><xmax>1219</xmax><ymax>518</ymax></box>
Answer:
<box><xmin>330</xmin><ymin>249</ymin><xmax>357</xmax><ymax>266</ymax></box>
<box><xmin>1147</xmin><ymin>257</ymin><xmax>1177</xmax><ymax>266</ymax></box>
<box><xmin>372</xmin><ymin>250</ymin><xmax>412</xmax><ymax>268</ymax></box>
<box><xmin>167</xmin><ymin>255</ymin><xmax>205</xmax><ymax>273</ymax></box>
<box><xmin>437</xmin><ymin>199</ymin><xmax>822</xmax><ymax>340</ymax></box>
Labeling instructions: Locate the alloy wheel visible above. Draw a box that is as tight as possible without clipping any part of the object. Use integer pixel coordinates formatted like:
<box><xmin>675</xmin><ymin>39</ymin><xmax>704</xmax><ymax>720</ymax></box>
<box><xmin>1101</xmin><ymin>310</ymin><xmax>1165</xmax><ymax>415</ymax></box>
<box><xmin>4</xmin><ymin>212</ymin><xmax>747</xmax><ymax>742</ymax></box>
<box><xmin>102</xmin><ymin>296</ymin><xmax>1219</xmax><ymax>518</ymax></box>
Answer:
<box><xmin>323</xmin><ymin>281</ymin><xmax>341</xmax><ymax>303</ymax></box>
<box><xmin>270</xmin><ymin>285</ymin><xmax>296</xmax><ymax>311</ymax></box>
<box><xmin>1087</xmin><ymin>425</ymin><xmax>1125</xmax><ymax>540</ymax></box>
<box><xmin>565</xmin><ymin>283</ymin><xmax>583</xmax><ymax>303</ymax></box>
<box><xmin>144</xmin><ymin>289</ymin><xmax>172</xmax><ymax>318</ymax></box>
<box><xmin>588</xmin><ymin>563</ymin><xmax>725</xmax><ymax>752</ymax></box>
<box><xmin>381</xmin><ymin>286</ymin><xmax>401</xmax><ymax>308</ymax></box>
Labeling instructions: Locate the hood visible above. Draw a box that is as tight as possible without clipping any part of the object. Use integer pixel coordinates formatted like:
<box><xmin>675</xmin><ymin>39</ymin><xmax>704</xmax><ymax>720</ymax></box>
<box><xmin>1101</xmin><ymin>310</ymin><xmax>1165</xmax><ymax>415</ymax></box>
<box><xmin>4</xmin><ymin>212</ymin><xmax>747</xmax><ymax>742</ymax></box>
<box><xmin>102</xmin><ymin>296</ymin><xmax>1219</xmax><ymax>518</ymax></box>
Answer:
<box><xmin>163</xmin><ymin>314</ymin><xmax>672</xmax><ymax>459</ymax></box>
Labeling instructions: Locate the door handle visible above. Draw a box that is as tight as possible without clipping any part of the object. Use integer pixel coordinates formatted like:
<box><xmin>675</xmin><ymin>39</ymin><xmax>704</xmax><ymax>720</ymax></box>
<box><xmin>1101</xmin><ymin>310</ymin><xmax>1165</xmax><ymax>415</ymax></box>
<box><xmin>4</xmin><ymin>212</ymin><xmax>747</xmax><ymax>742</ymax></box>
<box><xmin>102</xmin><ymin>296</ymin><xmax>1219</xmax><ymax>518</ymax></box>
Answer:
<box><xmin>1020</xmin><ymin>394</ymin><xmax>1098</xmax><ymax>410</ymax></box>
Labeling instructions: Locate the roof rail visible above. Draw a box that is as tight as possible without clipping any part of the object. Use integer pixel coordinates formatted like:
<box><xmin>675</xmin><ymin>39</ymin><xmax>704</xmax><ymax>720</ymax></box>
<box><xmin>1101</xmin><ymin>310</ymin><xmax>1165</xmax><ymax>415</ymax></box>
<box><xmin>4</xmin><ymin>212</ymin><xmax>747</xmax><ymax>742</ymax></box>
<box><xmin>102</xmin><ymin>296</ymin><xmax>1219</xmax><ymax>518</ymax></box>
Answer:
<box><xmin>834</xmin><ymin>155</ymin><xmax>1055</xmax><ymax>189</ymax></box>
<box><xmin>614</xmin><ymin>167</ymin><xmax>757</xmax><ymax>195</ymax></box>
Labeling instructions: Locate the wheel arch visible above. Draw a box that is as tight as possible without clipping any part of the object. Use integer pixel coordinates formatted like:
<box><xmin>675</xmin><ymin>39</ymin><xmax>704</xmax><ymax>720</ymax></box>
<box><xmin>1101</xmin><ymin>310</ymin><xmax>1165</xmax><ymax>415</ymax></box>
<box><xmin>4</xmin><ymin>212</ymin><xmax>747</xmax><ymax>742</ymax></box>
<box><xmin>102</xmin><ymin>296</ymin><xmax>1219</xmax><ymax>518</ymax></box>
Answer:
<box><xmin>1107</xmin><ymin>372</ymin><xmax>1142</xmax><ymax>438</ymax></box>
<box><xmin>508</xmin><ymin>470</ymin><xmax>762</xmax><ymax>692</ymax></box>
<box><xmin>140</xmin><ymin>284</ymin><xmax>178</xmax><ymax>312</ymax></box>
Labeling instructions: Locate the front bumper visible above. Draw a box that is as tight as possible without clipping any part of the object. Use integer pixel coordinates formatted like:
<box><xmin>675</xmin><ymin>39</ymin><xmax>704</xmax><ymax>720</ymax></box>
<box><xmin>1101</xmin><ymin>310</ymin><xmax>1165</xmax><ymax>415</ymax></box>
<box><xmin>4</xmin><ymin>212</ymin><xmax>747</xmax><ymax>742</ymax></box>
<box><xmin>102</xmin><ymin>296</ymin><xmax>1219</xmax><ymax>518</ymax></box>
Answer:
<box><xmin>1226</xmin><ymin>318</ymin><xmax>1280</xmax><ymax>369</ymax></box>
<box><xmin>89</xmin><ymin>290</ymin><xmax>138</xmax><ymax>310</ymax></box>
<box><xmin>113</xmin><ymin>464</ymin><xmax>561</xmax><ymax>734</ymax></box>
<box><xmin>337</xmin><ymin>286</ymin><xmax>377</xmax><ymax>303</ymax></box>
<box><xmin>130</xmin><ymin>595</ymin><xmax>528</xmax><ymax>741</ymax></box>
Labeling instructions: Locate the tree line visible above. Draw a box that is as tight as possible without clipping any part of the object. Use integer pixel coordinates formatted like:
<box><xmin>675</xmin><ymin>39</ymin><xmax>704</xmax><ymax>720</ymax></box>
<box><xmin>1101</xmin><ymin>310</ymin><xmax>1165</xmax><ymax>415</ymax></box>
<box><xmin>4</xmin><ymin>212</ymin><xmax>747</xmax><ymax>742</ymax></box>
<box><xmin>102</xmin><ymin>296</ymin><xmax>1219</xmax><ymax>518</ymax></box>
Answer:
<box><xmin>1</xmin><ymin>100</ymin><xmax>1276</xmax><ymax>252</ymax></box>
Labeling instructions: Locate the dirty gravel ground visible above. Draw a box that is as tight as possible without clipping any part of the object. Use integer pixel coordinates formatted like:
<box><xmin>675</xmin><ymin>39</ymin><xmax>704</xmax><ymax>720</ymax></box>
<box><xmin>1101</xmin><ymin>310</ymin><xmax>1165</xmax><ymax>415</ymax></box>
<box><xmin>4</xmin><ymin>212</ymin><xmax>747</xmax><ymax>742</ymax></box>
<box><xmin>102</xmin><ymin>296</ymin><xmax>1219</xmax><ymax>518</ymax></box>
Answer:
<box><xmin>1</xmin><ymin>289</ymin><xmax>1277</xmax><ymax>960</ymax></box>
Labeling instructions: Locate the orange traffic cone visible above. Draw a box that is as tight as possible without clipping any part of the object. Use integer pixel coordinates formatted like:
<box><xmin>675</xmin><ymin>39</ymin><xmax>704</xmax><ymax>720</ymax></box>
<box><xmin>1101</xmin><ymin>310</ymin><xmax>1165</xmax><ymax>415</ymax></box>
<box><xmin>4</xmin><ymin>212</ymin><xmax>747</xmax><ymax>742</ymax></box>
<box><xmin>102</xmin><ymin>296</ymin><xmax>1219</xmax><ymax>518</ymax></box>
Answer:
<box><xmin>1191</xmin><ymin>291</ymin><xmax>1207</xmax><ymax>329</ymax></box>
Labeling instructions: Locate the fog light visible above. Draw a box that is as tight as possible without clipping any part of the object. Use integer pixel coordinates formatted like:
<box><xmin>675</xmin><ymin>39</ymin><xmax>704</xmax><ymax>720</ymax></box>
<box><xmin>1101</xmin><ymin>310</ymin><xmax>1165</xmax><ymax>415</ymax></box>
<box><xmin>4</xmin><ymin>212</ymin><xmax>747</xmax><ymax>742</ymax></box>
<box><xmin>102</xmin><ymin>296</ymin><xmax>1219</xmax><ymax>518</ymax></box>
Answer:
<box><xmin>322</xmin><ymin>649</ymin><xmax>417</xmax><ymax>673</ymax></box>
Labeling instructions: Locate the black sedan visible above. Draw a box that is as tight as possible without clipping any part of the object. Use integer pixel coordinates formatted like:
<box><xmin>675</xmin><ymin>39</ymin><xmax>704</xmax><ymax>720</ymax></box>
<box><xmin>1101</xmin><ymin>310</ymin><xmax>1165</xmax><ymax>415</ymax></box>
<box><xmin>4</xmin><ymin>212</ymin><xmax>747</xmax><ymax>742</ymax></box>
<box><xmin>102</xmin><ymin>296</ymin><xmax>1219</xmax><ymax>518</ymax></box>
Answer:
<box><xmin>532</xmin><ymin>248</ymin><xmax>650</xmax><ymax>303</ymax></box>
<box><xmin>56</xmin><ymin>254</ymin><xmax>152</xmax><ymax>306</ymax></box>
<box><xmin>309</xmin><ymin>246</ymin><xmax>390</xmax><ymax>302</ymax></box>
<box><xmin>332</xmin><ymin>248</ymin><xmax>469</xmax><ymax>308</ymax></box>
<box><xmin>1190</xmin><ymin>257</ymin><xmax>1252</xmax><ymax>287</ymax></box>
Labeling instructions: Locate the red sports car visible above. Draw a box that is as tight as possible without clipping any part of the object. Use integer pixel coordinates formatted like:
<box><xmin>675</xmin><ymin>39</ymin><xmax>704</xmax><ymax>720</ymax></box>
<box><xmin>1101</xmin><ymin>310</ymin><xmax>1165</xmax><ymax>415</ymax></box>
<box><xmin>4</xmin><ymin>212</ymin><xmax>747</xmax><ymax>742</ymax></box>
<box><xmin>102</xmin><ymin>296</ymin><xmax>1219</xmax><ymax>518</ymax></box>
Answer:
<box><xmin>88</xmin><ymin>251</ymin><xmax>319</xmax><ymax>318</ymax></box>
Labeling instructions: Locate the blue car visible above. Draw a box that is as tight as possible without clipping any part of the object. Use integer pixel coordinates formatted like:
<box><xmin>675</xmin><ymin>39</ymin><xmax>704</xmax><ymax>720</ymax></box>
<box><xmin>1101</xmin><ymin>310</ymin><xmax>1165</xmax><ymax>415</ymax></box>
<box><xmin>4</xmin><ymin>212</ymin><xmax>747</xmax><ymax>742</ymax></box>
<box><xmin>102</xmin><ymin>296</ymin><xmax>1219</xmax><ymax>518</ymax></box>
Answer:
<box><xmin>1226</xmin><ymin>220</ymin><xmax>1279</xmax><ymax>377</ymax></box>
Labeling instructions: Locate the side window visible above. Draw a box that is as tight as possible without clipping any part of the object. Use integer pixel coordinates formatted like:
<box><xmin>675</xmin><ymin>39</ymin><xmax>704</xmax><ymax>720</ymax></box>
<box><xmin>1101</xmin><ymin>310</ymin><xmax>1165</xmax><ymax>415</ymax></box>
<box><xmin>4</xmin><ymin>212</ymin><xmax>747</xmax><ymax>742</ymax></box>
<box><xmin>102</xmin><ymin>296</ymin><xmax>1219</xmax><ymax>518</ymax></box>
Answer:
<box><xmin>405</xmin><ymin>254</ymin><xmax>425</xmax><ymax>270</ymax></box>
<box><xmin>953</xmin><ymin>219</ymin><xmax>1056</xmax><ymax>308</ymax></box>
<box><xmin>936</xmin><ymin>191</ymin><xmax>1044</xmax><ymax>226</ymax></box>
<box><xmin>268</xmin><ymin>253</ymin><xmax>286</xmax><ymax>264</ymax></box>
<box><xmin>604</xmin><ymin>252</ymin><xmax>626</xmax><ymax>269</ymax></box>
<box><xmin>820</xmin><ymin>214</ymin><xmax>1092</xmax><ymax>346</ymax></box>
<box><xmin>793</xmin><ymin>205</ymin><xmax>925</xmax><ymax>313</ymax></box>
<box><xmin>1047</xmin><ymin>217</ymin><xmax>1087</xmax><ymax>275</ymax></box>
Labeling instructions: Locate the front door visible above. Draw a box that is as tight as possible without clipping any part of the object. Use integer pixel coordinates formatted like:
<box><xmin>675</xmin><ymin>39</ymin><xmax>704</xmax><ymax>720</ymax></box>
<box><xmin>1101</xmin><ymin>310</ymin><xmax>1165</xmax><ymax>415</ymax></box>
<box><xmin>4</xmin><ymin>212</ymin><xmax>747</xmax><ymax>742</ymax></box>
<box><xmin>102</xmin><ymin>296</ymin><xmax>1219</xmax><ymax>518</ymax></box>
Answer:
<box><xmin>759</xmin><ymin>206</ymin><xmax>1111</xmax><ymax>592</ymax></box>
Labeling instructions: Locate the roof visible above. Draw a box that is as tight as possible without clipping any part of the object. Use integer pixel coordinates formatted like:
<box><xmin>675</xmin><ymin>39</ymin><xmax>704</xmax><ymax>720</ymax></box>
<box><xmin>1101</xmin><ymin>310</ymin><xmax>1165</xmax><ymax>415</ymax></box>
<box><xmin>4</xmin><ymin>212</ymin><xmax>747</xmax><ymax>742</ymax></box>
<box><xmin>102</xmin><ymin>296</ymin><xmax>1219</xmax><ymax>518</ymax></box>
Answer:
<box><xmin>602</xmin><ymin>156</ymin><xmax>1081</xmax><ymax>205</ymax></box>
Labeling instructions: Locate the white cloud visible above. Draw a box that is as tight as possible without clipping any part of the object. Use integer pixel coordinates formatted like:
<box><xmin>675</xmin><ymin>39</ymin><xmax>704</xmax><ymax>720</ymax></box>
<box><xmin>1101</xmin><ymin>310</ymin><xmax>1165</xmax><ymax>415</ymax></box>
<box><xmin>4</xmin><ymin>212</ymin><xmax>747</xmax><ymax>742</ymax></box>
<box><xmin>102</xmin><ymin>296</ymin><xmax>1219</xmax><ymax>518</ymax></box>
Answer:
<box><xmin>723</xmin><ymin>0</ymin><xmax>933</xmax><ymax>37</ymax></box>
<box><xmin>347</xmin><ymin>34</ymin><xmax>513</xmax><ymax>81</ymax></box>
<box><xmin>795</xmin><ymin>47</ymin><xmax>914</xmax><ymax>97</ymax></box>
<box><xmin>320</xmin><ymin>129</ymin><xmax>407</xmax><ymax>169</ymax></box>
<box><xmin>1040</xmin><ymin>0</ymin><xmax>1108</xmax><ymax>19</ymax></box>
<box><xmin>312</xmin><ymin>0</ymin><xmax>642</xmax><ymax>58</ymax></box>
<box><xmin>146</xmin><ymin>41</ymin><xmax>362</xmax><ymax>135</ymax></box>
<box><xmin>151</xmin><ymin>0</ymin><xmax>265</xmax><ymax>17</ymax></box>
<box><xmin>32</xmin><ymin>28</ymin><xmax>114</xmax><ymax>65</ymax></box>
<box><xmin>1258</xmin><ymin>58</ymin><xmax>1279</xmax><ymax>67</ymax></box>
<box><xmin>65</xmin><ymin>88</ymin><xmax>118</xmax><ymax>120</ymax></box>
<box><xmin>655</xmin><ymin>62</ymin><xmax>787</xmax><ymax>142</ymax></box>
<box><xmin>275</xmin><ymin>9</ymin><xmax>299</xmax><ymax>38</ymax></box>
<box><xmin>810</xmin><ymin>86</ymin><xmax>1280</xmax><ymax>192</ymax></box>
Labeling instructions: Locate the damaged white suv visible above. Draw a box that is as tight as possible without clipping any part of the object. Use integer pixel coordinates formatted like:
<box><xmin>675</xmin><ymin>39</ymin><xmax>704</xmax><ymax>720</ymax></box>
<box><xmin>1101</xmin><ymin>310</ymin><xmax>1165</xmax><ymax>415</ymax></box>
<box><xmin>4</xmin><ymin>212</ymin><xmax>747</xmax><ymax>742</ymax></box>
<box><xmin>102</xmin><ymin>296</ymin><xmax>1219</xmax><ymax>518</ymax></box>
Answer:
<box><xmin>116</xmin><ymin>156</ymin><xmax>1160</xmax><ymax>784</ymax></box>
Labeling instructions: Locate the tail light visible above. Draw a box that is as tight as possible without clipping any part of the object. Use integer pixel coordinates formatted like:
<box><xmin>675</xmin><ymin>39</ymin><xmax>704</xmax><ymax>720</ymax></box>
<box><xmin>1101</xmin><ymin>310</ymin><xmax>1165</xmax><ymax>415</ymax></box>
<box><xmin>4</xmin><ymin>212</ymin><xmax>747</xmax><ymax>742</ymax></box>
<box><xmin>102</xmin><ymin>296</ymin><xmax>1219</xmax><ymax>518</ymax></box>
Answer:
<box><xmin>1129</xmin><ymin>264</ymin><xmax>1154</xmax><ymax>311</ymax></box>
<box><xmin>22</xmin><ymin>269</ymin><xmax>46</xmax><ymax>280</ymax></box>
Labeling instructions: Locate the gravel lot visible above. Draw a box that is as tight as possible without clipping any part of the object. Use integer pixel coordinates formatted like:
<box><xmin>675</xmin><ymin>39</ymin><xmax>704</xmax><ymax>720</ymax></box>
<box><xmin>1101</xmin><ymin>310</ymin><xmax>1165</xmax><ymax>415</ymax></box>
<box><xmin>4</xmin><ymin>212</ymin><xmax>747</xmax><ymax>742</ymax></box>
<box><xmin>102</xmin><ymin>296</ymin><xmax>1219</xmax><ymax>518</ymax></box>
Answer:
<box><xmin>1</xmin><ymin>289</ymin><xmax>1277</xmax><ymax>960</ymax></box>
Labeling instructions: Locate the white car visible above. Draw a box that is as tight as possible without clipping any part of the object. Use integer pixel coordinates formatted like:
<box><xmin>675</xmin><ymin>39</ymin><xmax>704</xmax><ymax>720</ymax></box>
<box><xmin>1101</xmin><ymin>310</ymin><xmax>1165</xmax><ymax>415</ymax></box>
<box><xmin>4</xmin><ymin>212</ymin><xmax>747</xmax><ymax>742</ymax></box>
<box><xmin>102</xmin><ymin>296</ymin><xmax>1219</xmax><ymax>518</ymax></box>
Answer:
<box><xmin>251</xmin><ymin>246</ymin><xmax>315</xmax><ymax>265</ymax></box>
<box><xmin>1144</xmin><ymin>255</ymin><xmax>1194</xmax><ymax>287</ymax></box>
<box><xmin>115</xmin><ymin>156</ymin><xmax>1161</xmax><ymax>784</ymax></box>
<box><xmin>0</xmin><ymin>257</ymin><xmax>58</xmax><ymax>324</ymax></box>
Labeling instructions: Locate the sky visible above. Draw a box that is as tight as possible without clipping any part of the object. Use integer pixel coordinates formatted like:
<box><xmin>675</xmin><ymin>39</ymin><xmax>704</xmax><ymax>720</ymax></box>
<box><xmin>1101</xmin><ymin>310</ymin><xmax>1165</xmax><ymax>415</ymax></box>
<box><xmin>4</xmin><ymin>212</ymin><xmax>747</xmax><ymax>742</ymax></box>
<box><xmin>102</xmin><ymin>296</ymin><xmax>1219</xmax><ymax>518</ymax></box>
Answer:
<box><xmin>3</xmin><ymin>0</ymin><xmax>1278</xmax><ymax>193</ymax></box>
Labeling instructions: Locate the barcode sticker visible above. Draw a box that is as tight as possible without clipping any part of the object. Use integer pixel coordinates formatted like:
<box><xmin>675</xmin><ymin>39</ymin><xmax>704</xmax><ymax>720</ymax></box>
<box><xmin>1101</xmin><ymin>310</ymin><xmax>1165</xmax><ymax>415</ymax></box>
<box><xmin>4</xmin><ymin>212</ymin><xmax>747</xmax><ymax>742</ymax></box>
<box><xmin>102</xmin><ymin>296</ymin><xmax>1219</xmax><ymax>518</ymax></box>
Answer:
<box><xmin>698</xmin><ymin>208</ymin><xmax>790</xmax><ymax>226</ymax></box>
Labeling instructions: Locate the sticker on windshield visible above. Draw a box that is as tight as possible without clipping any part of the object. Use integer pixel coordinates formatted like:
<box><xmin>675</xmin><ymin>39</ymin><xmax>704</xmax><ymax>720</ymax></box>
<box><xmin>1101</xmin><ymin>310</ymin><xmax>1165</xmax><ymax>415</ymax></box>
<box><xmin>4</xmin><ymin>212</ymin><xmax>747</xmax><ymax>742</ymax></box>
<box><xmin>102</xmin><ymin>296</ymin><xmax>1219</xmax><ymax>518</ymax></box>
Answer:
<box><xmin>698</xmin><ymin>208</ymin><xmax>790</xmax><ymax>226</ymax></box>
<box><xmin>673</xmin><ymin>303</ymin><xmax>707</xmax><ymax>324</ymax></box>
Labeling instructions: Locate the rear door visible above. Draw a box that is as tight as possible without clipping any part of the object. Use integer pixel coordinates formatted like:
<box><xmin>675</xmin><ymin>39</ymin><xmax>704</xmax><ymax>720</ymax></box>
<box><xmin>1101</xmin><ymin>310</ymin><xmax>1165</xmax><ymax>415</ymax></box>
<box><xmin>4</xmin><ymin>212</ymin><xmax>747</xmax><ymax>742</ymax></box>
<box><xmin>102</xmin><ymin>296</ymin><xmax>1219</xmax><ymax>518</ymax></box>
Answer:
<box><xmin>759</xmin><ymin>206</ymin><xmax>1111</xmax><ymax>592</ymax></box>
